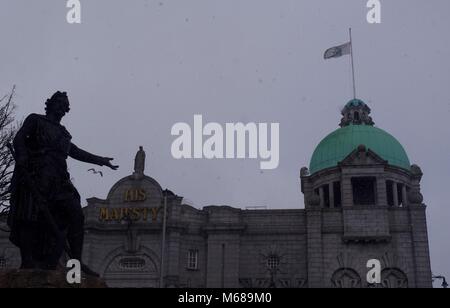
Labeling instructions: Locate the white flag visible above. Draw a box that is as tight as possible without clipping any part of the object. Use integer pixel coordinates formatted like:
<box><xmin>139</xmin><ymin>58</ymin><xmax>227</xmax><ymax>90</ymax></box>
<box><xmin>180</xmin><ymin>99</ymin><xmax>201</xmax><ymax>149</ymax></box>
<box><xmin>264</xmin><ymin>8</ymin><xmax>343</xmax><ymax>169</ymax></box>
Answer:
<box><xmin>324</xmin><ymin>42</ymin><xmax>351</xmax><ymax>59</ymax></box>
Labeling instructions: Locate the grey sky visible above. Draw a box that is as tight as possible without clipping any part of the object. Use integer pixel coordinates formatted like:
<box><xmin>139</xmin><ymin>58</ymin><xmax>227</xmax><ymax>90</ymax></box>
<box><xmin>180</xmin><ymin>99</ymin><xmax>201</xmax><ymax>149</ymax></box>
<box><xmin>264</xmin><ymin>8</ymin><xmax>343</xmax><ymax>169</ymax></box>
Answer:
<box><xmin>1</xmin><ymin>0</ymin><xmax>449</xmax><ymax>286</ymax></box>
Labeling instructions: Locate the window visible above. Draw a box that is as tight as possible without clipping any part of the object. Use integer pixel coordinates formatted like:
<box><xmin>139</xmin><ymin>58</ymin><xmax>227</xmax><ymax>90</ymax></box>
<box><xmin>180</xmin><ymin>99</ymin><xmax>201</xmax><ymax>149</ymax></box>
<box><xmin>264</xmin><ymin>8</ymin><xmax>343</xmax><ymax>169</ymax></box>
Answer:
<box><xmin>322</xmin><ymin>184</ymin><xmax>330</xmax><ymax>208</ymax></box>
<box><xmin>386</xmin><ymin>180</ymin><xmax>394</xmax><ymax>206</ymax></box>
<box><xmin>397</xmin><ymin>183</ymin><xmax>404</xmax><ymax>207</ymax></box>
<box><xmin>352</xmin><ymin>177</ymin><xmax>376</xmax><ymax>205</ymax></box>
<box><xmin>314</xmin><ymin>185</ymin><xmax>330</xmax><ymax>208</ymax></box>
<box><xmin>119</xmin><ymin>257</ymin><xmax>146</xmax><ymax>269</ymax></box>
<box><xmin>333</xmin><ymin>181</ymin><xmax>342</xmax><ymax>208</ymax></box>
<box><xmin>386</xmin><ymin>181</ymin><xmax>406</xmax><ymax>207</ymax></box>
<box><xmin>187</xmin><ymin>250</ymin><xmax>198</xmax><ymax>270</ymax></box>
<box><xmin>267</xmin><ymin>254</ymin><xmax>280</xmax><ymax>270</ymax></box>
<box><xmin>0</xmin><ymin>257</ymin><xmax>6</xmax><ymax>269</ymax></box>
<box><xmin>316</xmin><ymin>182</ymin><xmax>342</xmax><ymax>208</ymax></box>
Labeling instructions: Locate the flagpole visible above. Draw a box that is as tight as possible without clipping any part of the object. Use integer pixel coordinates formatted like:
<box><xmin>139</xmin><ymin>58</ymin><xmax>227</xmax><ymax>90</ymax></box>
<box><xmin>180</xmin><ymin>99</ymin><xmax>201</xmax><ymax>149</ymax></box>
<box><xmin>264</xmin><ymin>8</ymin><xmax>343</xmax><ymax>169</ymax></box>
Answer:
<box><xmin>349</xmin><ymin>28</ymin><xmax>357</xmax><ymax>99</ymax></box>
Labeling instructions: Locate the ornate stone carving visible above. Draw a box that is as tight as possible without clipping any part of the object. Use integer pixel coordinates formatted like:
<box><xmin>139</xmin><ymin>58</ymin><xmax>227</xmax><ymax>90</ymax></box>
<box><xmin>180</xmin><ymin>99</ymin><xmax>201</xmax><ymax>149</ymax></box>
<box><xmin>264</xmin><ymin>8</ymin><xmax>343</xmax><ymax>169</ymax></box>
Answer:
<box><xmin>300</xmin><ymin>167</ymin><xmax>310</xmax><ymax>177</ymax></box>
<box><xmin>411</xmin><ymin>164</ymin><xmax>423</xmax><ymax>176</ymax></box>
<box><xmin>408</xmin><ymin>191</ymin><xmax>423</xmax><ymax>204</ymax></box>
<box><xmin>238</xmin><ymin>277</ymin><xmax>307</xmax><ymax>288</ymax></box>
<box><xmin>331</xmin><ymin>268</ymin><xmax>362</xmax><ymax>288</ymax></box>
<box><xmin>381</xmin><ymin>268</ymin><xmax>408</xmax><ymax>288</ymax></box>
<box><xmin>339</xmin><ymin>99</ymin><xmax>375</xmax><ymax>127</ymax></box>
<box><xmin>331</xmin><ymin>253</ymin><xmax>362</xmax><ymax>288</ymax></box>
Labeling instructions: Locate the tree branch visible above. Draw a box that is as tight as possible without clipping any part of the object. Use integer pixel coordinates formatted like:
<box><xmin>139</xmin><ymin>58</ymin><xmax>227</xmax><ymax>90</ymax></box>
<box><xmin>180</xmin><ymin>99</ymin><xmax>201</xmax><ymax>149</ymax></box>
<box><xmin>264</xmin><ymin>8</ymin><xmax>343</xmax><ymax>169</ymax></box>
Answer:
<box><xmin>0</xmin><ymin>86</ymin><xmax>18</xmax><ymax>211</ymax></box>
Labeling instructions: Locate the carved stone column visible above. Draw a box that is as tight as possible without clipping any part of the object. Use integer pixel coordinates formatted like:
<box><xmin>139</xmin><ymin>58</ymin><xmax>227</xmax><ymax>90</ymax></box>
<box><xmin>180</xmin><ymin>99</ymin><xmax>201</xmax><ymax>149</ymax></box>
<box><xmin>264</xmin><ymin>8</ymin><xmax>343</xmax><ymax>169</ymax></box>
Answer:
<box><xmin>392</xmin><ymin>182</ymin><xmax>399</xmax><ymax>207</ymax></box>
<box><xmin>329</xmin><ymin>183</ymin><xmax>335</xmax><ymax>208</ymax></box>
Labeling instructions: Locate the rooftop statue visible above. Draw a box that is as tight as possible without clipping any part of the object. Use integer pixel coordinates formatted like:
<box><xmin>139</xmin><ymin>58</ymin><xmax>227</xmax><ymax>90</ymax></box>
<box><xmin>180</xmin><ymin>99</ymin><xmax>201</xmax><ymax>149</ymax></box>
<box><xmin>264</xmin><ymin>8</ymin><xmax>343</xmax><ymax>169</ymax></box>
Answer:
<box><xmin>134</xmin><ymin>146</ymin><xmax>146</xmax><ymax>176</ymax></box>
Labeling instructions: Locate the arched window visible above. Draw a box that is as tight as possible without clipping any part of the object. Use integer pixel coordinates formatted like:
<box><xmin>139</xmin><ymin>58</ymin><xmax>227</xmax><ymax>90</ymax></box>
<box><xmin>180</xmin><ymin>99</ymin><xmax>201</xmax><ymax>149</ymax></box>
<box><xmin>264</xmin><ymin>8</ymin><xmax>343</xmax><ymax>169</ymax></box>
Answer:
<box><xmin>119</xmin><ymin>257</ymin><xmax>146</xmax><ymax>269</ymax></box>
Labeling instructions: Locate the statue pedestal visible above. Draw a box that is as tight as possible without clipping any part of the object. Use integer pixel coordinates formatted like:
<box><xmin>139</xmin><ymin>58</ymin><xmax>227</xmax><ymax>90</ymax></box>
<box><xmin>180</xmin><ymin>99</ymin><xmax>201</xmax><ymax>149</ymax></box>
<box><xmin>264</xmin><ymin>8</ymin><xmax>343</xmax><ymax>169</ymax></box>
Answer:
<box><xmin>0</xmin><ymin>269</ymin><xmax>107</xmax><ymax>288</ymax></box>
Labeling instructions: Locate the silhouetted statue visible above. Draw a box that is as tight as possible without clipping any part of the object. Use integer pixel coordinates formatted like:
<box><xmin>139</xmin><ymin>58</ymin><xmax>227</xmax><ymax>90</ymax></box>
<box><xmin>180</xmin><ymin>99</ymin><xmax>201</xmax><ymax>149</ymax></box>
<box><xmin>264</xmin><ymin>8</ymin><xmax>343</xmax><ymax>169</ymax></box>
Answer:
<box><xmin>134</xmin><ymin>146</ymin><xmax>146</xmax><ymax>176</ymax></box>
<box><xmin>7</xmin><ymin>91</ymin><xmax>119</xmax><ymax>272</ymax></box>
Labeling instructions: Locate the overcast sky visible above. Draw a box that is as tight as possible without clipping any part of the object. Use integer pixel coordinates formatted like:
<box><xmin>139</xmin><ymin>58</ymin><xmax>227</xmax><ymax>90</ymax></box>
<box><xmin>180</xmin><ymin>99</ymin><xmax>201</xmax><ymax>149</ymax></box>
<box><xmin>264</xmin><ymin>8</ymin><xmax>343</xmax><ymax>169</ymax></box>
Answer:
<box><xmin>1</xmin><ymin>0</ymin><xmax>449</xmax><ymax>286</ymax></box>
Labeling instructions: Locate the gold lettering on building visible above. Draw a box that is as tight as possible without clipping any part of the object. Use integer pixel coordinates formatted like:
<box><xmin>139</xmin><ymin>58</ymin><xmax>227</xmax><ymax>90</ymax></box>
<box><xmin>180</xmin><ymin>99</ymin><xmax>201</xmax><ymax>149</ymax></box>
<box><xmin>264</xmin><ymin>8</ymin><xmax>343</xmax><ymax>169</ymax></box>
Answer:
<box><xmin>131</xmin><ymin>207</ymin><xmax>141</xmax><ymax>220</ymax></box>
<box><xmin>124</xmin><ymin>189</ymin><xmax>147</xmax><ymax>202</ymax></box>
<box><xmin>111</xmin><ymin>208</ymin><xmax>120</xmax><ymax>220</ymax></box>
<box><xmin>99</xmin><ymin>208</ymin><xmax>110</xmax><ymax>221</ymax></box>
<box><xmin>98</xmin><ymin>207</ymin><xmax>164</xmax><ymax>222</ymax></box>
<box><xmin>151</xmin><ymin>207</ymin><xmax>160</xmax><ymax>222</ymax></box>
<box><xmin>142</xmin><ymin>208</ymin><xmax>149</xmax><ymax>221</ymax></box>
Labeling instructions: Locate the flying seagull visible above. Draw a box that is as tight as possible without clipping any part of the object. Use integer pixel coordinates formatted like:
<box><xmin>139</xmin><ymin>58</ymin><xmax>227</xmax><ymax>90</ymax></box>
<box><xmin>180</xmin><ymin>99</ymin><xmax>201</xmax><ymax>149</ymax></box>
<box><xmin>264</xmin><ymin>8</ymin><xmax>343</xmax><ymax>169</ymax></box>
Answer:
<box><xmin>88</xmin><ymin>168</ymin><xmax>103</xmax><ymax>177</ymax></box>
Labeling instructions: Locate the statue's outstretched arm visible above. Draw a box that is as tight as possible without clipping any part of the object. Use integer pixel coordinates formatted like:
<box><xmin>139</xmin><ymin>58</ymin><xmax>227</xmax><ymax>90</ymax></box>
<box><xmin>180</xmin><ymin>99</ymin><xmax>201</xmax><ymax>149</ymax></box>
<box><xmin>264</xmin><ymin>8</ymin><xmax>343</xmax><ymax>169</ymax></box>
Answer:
<box><xmin>69</xmin><ymin>143</ymin><xmax>119</xmax><ymax>170</ymax></box>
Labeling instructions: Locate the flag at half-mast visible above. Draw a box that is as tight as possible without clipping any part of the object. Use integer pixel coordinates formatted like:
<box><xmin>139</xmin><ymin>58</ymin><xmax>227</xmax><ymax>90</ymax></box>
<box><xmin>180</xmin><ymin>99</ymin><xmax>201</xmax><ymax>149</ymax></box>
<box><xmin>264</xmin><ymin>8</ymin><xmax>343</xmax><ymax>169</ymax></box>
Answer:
<box><xmin>324</xmin><ymin>42</ymin><xmax>351</xmax><ymax>59</ymax></box>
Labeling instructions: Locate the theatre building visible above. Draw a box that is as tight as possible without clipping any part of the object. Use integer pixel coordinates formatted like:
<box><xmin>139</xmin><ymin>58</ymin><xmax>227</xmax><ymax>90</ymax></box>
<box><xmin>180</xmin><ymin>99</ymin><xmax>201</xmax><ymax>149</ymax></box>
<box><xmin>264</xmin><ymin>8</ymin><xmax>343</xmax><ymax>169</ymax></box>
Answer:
<box><xmin>0</xmin><ymin>99</ymin><xmax>433</xmax><ymax>288</ymax></box>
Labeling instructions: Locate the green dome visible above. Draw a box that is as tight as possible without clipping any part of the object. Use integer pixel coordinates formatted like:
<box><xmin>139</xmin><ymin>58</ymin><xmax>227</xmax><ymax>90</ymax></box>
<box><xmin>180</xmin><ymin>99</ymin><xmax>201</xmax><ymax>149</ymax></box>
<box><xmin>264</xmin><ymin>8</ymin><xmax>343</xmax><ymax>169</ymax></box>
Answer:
<box><xmin>309</xmin><ymin>124</ymin><xmax>410</xmax><ymax>174</ymax></box>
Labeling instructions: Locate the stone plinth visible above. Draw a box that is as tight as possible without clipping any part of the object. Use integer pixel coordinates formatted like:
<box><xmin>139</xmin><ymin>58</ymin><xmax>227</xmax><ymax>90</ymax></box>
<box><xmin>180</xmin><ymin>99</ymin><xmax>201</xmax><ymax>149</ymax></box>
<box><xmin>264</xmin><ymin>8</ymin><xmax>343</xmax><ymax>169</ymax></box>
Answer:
<box><xmin>0</xmin><ymin>269</ymin><xmax>107</xmax><ymax>288</ymax></box>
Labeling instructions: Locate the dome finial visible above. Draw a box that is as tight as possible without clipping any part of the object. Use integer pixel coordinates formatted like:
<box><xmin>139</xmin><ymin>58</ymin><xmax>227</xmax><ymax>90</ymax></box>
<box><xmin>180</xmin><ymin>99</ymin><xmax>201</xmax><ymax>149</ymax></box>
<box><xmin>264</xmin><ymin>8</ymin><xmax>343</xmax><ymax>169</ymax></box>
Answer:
<box><xmin>339</xmin><ymin>99</ymin><xmax>374</xmax><ymax>127</ymax></box>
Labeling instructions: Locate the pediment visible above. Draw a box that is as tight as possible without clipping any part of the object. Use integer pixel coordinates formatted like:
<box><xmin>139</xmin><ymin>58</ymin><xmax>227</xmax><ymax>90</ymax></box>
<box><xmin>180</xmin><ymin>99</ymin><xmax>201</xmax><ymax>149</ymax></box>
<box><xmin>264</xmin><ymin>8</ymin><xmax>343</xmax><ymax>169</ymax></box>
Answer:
<box><xmin>339</xmin><ymin>146</ymin><xmax>387</xmax><ymax>167</ymax></box>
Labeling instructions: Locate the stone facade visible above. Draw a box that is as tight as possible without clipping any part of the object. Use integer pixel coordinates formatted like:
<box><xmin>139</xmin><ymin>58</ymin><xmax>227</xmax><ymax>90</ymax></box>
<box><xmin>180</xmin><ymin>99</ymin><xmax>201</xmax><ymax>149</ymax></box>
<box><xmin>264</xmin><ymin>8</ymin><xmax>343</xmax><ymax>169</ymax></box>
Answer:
<box><xmin>0</xmin><ymin>101</ymin><xmax>433</xmax><ymax>287</ymax></box>
<box><xmin>0</xmin><ymin>159</ymin><xmax>432</xmax><ymax>287</ymax></box>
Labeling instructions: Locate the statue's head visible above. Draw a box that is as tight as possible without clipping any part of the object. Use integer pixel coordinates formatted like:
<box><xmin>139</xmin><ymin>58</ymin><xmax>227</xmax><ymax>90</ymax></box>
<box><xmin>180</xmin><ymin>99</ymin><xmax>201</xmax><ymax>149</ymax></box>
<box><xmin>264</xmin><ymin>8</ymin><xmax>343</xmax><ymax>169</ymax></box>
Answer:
<box><xmin>45</xmin><ymin>91</ymin><xmax>70</xmax><ymax>119</ymax></box>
